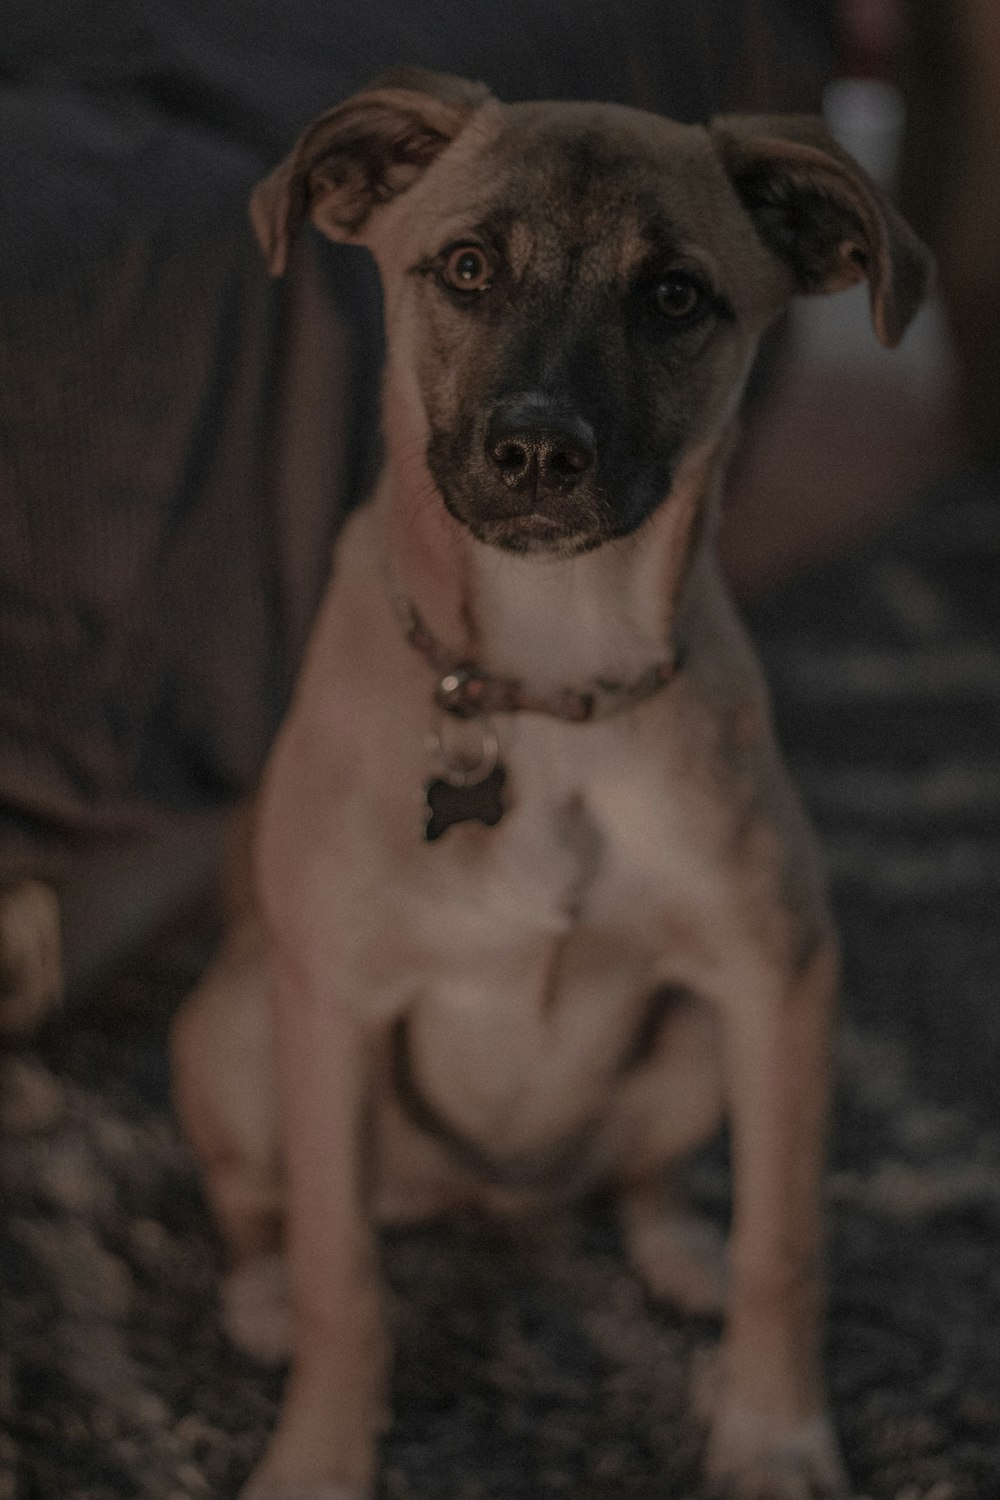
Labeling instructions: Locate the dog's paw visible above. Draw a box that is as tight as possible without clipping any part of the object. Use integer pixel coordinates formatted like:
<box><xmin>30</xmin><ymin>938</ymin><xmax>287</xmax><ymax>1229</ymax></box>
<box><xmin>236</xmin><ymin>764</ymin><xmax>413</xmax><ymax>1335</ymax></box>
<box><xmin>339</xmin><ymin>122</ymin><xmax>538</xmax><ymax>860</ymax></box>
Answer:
<box><xmin>620</xmin><ymin>1193</ymin><xmax>727</xmax><ymax>1316</ymax></box>
<box><xmin>703</xmin><ymin>1394</ymin><xmax>848</xmax><ymax>1499</ymax></box>
<box><xmin>0</xmin><ymin>880</ymin><xmax>62</xmax><ymax>1037</ymax></box>
<box><xmin>222</xmin><ymin>1252</ymin><xmax>292</xmax><ymax>1364</ymax></box>
<box><xmin>240</xmin><ymin>1477</ymin><xmax>367</xmax><ymax>1500</ymax></box>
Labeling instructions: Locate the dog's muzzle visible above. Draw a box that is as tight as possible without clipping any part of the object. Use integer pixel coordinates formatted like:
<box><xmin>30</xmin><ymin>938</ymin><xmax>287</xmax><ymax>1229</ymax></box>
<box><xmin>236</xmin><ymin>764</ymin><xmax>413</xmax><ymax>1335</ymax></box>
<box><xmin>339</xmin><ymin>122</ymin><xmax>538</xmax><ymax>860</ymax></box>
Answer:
<box><xmin>462</xmin><ymin>395</ymin><xmax>602</xmax><ymax>551</ymax></box>
<box><xmin>484</xmin><ymin>398</ymin><xmax>596</xmax><ymax>509</ymax></box>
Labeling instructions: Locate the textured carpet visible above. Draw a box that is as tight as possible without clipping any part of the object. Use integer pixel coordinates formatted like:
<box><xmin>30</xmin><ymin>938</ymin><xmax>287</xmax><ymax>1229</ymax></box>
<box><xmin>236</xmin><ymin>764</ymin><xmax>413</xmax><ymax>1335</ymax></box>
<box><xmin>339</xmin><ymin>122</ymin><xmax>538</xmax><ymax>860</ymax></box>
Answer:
<box><xmin>2</xmin><ymin>471</ymin><xmax>999</xmax><ymax>1500</ymax></box>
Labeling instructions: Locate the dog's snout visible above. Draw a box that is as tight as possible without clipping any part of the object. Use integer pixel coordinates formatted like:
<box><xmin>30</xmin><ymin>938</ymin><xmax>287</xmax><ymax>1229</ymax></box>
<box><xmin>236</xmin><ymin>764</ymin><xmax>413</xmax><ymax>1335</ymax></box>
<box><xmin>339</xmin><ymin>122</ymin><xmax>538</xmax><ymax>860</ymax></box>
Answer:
<box><xmin>485</xmin><ymin>403</ymin><xmax>596</xmax><ymax>494</ymax></box>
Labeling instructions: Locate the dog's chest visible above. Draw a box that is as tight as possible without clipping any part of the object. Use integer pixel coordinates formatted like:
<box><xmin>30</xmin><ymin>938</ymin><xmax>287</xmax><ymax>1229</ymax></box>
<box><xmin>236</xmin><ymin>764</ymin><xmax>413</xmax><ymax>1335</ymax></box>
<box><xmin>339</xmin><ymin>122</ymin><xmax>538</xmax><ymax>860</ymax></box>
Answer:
<box><xmin>414</xmin><ymin>711</ymin><xmax>697</xmax><ymax>942</ymax></box>
<box><xmin>387</xmin><ymin>715</ymin><xmax>715</xmax><ymax>1159</ymax></box>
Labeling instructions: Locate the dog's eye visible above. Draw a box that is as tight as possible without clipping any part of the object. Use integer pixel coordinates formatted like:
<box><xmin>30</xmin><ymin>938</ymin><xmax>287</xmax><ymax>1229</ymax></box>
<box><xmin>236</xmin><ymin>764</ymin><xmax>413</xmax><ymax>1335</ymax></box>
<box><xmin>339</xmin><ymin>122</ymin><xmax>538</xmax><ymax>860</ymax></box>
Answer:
<box><xmin>440</xmin><ymin>244</ymin><xmax>493</xmax><ymax>294</ymax></box>
<box><xmin>652</xmin><ymin>271</ymin><xmax>704</xmax><ymax>321</ymax></box>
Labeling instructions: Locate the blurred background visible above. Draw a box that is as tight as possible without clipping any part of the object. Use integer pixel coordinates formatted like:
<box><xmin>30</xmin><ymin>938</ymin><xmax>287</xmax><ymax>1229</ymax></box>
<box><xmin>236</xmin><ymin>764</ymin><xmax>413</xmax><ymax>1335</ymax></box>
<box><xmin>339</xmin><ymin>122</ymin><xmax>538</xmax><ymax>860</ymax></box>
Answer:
<box><xmin>1</xmin><ymin>4</ymin><xmax>999</xmax><ymax>1498</ymax></box>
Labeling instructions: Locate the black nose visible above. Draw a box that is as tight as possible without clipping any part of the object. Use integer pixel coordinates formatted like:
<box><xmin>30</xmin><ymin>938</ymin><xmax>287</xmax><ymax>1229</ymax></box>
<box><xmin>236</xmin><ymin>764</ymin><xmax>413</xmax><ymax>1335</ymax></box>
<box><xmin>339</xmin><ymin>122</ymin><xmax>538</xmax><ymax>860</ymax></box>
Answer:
<box><xmin>485</xmin><ymin>400</ymin><xmax>596</xmax><ymax>494</ymax></box>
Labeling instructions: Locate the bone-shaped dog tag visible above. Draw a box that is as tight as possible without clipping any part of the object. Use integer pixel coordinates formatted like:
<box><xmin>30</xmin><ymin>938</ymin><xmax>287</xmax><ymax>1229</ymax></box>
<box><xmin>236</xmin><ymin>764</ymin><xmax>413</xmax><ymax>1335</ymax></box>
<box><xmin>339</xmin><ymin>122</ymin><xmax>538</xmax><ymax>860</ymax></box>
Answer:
<box><xmin>424</xmin><ymin>764</ymin><xmax>506</xmax><ymax>841</ymax></box>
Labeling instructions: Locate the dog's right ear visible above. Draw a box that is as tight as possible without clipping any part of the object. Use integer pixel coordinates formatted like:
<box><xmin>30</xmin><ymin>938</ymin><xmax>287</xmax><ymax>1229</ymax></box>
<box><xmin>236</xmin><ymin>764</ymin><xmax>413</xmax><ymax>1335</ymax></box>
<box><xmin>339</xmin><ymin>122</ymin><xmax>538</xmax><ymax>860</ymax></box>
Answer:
<box><xmin>250</xmin><ymin>69</ymin><xmax>494</xmax><ymax>276</ymax></box>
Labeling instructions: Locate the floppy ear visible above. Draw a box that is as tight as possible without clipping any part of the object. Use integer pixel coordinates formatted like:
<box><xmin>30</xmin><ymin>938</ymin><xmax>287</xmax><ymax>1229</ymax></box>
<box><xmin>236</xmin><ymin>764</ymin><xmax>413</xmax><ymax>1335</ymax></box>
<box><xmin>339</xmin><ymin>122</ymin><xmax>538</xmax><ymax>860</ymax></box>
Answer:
<box><xmin>709</xmin><ymin>113</ymin><xmax>934</xmax><ymax>347</ymax></box>
<box><xmin>250</xmin><ymin>68</ymin><xmax>494</xmax><ymax>276</ymax></box>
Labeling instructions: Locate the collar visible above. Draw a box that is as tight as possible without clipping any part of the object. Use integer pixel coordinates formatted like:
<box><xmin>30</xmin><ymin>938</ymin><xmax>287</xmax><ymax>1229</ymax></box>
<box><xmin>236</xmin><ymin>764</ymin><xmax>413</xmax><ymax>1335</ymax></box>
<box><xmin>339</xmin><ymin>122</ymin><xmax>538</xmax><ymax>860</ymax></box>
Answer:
<box><xmin>399</xmin><ymin>600</ymin><xmax>683</xmax><ymax>722</ymax></box>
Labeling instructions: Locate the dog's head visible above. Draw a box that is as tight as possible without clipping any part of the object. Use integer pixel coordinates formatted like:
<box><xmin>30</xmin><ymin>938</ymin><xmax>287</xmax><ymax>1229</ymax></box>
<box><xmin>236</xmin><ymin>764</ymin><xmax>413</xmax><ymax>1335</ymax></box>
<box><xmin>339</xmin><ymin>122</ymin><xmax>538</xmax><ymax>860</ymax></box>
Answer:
<box><xmin>253</xmin><ymin>69</ymin><xmax>932</xmax><ymax>557</ymax></box>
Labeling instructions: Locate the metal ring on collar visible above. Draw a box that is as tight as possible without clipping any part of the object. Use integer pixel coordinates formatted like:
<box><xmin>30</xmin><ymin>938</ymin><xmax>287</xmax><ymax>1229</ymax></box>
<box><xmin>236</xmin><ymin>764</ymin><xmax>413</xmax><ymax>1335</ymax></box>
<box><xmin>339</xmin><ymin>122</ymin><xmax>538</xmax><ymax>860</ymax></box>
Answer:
<box><xmin>425</xmin><ymin>715</ymin><xmax>500</xmax><ymax>788</ymax></box>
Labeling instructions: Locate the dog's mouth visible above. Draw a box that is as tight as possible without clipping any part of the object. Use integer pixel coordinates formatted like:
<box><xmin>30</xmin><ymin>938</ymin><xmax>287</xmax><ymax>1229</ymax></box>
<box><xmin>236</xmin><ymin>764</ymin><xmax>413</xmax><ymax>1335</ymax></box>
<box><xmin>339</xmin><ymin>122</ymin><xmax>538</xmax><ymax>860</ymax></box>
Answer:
<box><xmin>443</xmin><ymin>493</ymin><xmax>607</xmax><ymax>557</ymax></box>
<box><xmin>479</xmin><ymin>519</ymin><xmax>601</xmax><ymax>557</ymax></box>
<box><xmin>438</xmin><ymin>473</ymin><xmax>677</xmax><ymax>557</ymax></box>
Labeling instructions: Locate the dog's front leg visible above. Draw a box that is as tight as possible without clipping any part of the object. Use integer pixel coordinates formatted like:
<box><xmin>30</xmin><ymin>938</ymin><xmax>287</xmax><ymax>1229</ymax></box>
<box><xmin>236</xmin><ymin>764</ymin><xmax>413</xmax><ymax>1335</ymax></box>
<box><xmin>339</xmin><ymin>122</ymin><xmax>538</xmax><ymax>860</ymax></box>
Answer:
<box><xmin>243</xmin><ymin>943</ymin><xmax>386</xmax><ymax>1500</ymax></box>
<box><xmin>705</xmin><ymin>940</ymin><xmax>847</xmax><ymax>1499</ymax></box>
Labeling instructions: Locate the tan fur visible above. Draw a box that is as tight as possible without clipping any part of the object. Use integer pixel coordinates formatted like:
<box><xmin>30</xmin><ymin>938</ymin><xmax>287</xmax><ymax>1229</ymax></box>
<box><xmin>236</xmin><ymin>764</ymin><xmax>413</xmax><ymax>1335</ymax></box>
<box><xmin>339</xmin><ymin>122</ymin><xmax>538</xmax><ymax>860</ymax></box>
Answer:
<box><xmin>172</xmin><ymin>71</ymin><xmax>931</xmax><ymax>1500</ymax></box>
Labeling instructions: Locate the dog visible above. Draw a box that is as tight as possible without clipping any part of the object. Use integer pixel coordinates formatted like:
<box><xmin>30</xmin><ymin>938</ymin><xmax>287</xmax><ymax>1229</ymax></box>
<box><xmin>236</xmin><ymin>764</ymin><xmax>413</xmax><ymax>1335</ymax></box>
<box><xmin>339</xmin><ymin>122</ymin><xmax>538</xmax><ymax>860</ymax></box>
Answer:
<box><xmin>171</xmin><ymin>68</ymin><xmax>932</xmax><ymax>1499</ymax></box>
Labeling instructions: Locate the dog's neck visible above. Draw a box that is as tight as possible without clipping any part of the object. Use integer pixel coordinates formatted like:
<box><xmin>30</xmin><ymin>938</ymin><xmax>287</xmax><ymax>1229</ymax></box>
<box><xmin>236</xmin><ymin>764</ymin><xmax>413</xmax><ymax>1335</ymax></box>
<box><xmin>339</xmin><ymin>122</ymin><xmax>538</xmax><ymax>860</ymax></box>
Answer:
<box><xmin>376</xmin><ymin>437</ymin><xmax>727</xmax><ymax>696</ymax></box>
<box><xmin>469</xmin><ymin>532</ymin><xmax>679</xmax><ymax>695</ymax></box>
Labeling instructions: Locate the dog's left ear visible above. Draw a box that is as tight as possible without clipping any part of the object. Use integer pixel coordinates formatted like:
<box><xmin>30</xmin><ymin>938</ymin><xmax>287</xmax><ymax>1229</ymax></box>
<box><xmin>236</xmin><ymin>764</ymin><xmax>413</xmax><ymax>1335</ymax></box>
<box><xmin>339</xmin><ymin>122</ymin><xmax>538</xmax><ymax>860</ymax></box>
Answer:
<box><xmin>251</xmin><ymin>68</ymin><xmax>494</xmax><ymax>275</ymax></box>
<box><xmin>709</xmin><ymin>113</ymin><xmax>934</xmax><ymax>347</ymax></box>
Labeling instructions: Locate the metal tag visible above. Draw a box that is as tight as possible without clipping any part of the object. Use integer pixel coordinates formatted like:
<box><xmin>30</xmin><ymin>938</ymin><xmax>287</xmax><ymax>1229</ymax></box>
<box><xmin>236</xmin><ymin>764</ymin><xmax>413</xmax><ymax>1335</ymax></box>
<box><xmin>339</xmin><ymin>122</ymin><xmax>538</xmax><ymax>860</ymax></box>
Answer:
<box><xmin>424</xmin><ymin>763</ymin><xmax>507</xmax><ymax>841</ymax></box>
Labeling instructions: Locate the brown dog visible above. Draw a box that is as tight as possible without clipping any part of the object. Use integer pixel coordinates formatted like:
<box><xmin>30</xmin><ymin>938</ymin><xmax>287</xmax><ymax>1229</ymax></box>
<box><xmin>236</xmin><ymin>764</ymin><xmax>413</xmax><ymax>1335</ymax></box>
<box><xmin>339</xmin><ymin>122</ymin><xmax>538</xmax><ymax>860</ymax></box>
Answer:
<box><xmin>172</xmin><ymin>69</ymin><xmax>932</xmax><ymax>1499</ymax></box>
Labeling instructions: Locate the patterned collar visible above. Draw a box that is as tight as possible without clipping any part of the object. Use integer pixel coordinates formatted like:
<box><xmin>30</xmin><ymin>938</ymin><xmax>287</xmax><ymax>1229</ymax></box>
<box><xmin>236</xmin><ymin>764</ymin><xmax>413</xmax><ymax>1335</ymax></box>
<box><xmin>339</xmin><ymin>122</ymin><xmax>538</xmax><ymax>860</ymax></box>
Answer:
<box><xmin>399</xmin><ymin>600</ymin><xmax>682</xmax><ymax>723</ymax></box>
